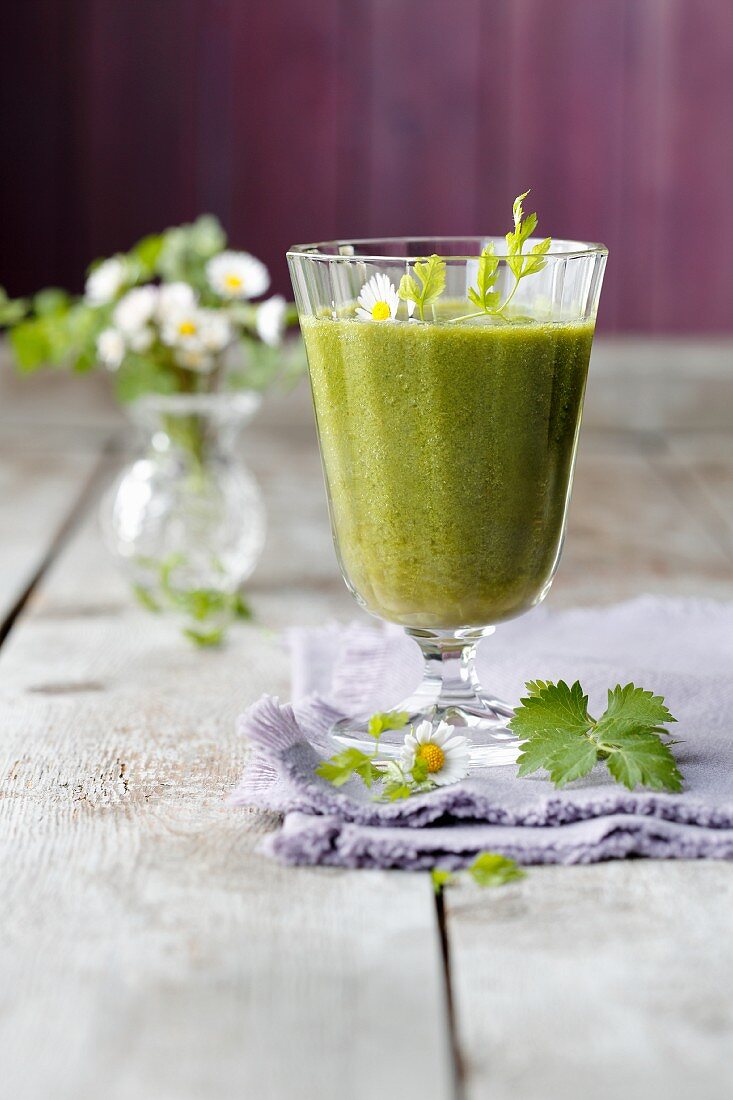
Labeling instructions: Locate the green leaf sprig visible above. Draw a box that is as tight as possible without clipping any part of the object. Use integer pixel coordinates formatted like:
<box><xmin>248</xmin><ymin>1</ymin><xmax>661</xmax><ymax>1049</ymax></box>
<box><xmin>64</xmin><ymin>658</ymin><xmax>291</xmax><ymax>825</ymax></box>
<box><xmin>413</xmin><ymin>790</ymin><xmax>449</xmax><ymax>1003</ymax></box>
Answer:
<box><xmin>315</xmin><ymin>711</ymin><xmax>439</xmax><ymax>800</ymax></box>
<box><xmin>431</xmin><ymin>852</ymin><xmax>525</xmax><ymax>893</ymax></box>
<box><xmin>466</xmin><ymin>242</ymin><xmax>500</xmax><ymax>314</ymax></box>
<box><xmin>453</xmin><ymin>189</ymin><xmax>551</xmax><ymax>323</ymax></box>
<box><xmin>132</xmin><ymin>551</ymin><xmax>253</xmax><ymax>647</ymax></box>
<box><xmin>509</xmin><ymin>680</ymin><xmax>683</xmax><ymax>792</ymax></box>
<box><xmin>398</xmin><ymin>254</ymin><xmax>446</xmax><ymax>320</ymax></box>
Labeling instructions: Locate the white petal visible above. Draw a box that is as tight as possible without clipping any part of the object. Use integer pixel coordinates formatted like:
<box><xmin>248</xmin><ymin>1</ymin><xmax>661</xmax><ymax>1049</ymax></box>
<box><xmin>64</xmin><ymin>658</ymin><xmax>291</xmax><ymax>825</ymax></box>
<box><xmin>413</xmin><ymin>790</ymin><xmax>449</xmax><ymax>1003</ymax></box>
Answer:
<box><xmin>442</xmin><ymin>735</ymin><xmax>470</xmax><ymax>753</ymax></box>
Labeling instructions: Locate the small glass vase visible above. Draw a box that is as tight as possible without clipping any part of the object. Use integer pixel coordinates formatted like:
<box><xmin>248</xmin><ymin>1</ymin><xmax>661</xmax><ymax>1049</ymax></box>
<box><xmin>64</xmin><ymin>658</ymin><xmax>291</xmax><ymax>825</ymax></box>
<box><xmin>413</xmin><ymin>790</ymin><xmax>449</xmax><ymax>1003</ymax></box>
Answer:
<box><xmin>101</xmin><ymin>391</ymin><xmax>266</xmax><ymax>644</ymax></box>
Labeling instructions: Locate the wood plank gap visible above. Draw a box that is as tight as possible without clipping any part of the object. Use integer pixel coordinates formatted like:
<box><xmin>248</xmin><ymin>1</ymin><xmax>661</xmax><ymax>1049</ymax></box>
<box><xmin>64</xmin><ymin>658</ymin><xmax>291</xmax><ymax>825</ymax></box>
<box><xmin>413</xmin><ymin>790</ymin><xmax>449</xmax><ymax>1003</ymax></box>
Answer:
<box><xmin>436</xmin><ymin>887</ymin><xmax>466</xmax><ymax>1100</ymax></box>
<box><xmin>0</xmin><ymin>439</ymin><xmax>116</xmax><ymax>649</ymax></box>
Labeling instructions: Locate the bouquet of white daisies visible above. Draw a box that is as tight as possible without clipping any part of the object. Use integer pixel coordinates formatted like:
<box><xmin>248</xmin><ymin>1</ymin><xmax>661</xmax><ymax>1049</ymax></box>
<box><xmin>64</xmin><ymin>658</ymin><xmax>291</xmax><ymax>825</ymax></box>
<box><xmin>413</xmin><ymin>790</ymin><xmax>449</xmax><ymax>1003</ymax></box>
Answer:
<box><xmin>0</xmin><ymin>215</ymin><xmax>302</xmax><ymax>401</ymax></box>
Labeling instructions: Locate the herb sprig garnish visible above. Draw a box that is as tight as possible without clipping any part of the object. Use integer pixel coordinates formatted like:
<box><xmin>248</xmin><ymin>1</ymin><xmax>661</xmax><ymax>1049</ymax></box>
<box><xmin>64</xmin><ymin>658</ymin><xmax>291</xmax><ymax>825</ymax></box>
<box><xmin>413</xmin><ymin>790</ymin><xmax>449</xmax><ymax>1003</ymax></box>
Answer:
<box><xmin>315</xmin><ymin>711</ymin><xmax>419</xmax><ymax>793</ymax></box>
<box><xmin>315</xmin><ymin>711</ymin><xmax>453</xmax><ymax>801</ymax></box>
<box><xmin>452</xmin><ymin>189</ymin><xmax>551</xmax><ymax>323</ymax></box>
<box><xmin>509</xmin><ymin>680</ymin><xmax>683</xmax><ymax>792</ymax></box>
<box><xmin>398</xmin><ymin>254</ymin><xmax>446</xmax><ymax>321</ymax></box>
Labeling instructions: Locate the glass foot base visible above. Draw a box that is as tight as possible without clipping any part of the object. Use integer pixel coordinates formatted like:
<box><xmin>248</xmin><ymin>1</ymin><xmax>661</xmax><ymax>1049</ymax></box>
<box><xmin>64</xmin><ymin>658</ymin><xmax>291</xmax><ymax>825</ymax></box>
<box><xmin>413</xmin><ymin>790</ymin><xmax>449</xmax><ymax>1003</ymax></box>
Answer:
<box><xmin>331</xmin><ymin>695</ymin><xmax>519</xmax><ymax>768</ymax></box>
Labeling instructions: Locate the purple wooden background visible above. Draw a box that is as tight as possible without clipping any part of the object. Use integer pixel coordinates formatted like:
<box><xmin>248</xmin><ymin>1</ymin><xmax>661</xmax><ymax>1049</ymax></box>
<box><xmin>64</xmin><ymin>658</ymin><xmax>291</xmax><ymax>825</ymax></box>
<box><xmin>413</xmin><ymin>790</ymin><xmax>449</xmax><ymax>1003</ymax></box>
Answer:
<box><xmin>1</xmin><ymin>0</ymin><xmax>732</xmax><ymax>332</ymax></box>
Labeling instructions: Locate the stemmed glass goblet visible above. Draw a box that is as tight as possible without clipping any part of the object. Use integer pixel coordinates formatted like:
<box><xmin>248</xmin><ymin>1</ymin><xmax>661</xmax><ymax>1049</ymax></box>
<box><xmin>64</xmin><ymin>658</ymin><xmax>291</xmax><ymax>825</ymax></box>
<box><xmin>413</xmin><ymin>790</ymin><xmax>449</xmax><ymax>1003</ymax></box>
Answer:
<box><xmin>288</xmin><ymin>236</ymin><xmax>607</xmax><ymax>765</ymax></box>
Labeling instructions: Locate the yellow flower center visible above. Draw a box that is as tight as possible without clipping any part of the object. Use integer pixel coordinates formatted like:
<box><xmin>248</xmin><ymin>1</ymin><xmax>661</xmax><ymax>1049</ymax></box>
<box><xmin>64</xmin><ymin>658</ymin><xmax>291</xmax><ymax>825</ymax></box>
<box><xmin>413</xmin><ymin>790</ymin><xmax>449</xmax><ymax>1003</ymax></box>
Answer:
<box><xmin>225</xmin><ymin>273</ymin><xmax>243</xmax><ymax>291</ymax></box>
<box><xmin>178</xmin><ymin>321</ymin><xmax>197</xmax><ymax>336</ymax></box>
<box><xmin>416</xmin><ymin>743</ymin><xmax>445</xmax><ymax>773</ymax></box>
<box><xmin>371</xmin><ymin>300</ymin><xmax>391</xmax><ymax>321</ymax></box>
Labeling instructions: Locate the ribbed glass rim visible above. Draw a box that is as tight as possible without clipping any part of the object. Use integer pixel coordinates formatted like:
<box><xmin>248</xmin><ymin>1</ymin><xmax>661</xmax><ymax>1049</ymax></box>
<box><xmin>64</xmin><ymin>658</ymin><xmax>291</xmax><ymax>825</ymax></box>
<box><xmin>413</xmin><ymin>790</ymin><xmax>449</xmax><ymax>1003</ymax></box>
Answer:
<box><xmin>287</xmin><ymin>236</ymin><xmax>608</xmax><ymax>262</ymax></box>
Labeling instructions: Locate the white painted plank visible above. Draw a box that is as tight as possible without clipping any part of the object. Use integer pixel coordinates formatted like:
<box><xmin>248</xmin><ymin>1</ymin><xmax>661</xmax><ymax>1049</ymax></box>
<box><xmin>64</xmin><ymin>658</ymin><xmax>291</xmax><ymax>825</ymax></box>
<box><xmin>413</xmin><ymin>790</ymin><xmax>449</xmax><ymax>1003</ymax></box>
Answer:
<box><xmin>0</xmin><ymin>501</ymin><xmax>454</xmax><ymax>1100</ymax></box>
<box><xmin>445</xmin><ymin>862</ymin><xmax>733</xmax><ymax>1100</ymax></box>
<box><xmin>0</xmin><ymin>445</ymin><xmax>104</xmax><ymax>625</ymax></box>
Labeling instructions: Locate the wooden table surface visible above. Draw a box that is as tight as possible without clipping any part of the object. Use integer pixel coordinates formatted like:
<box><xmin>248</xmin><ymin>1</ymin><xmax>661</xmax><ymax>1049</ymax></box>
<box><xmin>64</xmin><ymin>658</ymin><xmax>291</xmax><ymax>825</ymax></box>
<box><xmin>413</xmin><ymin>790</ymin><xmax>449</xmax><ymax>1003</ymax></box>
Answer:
<box><xmin>0</xmin><ymin>339</ymin><xmax>732</xmax><ymax>1100</ymax></box>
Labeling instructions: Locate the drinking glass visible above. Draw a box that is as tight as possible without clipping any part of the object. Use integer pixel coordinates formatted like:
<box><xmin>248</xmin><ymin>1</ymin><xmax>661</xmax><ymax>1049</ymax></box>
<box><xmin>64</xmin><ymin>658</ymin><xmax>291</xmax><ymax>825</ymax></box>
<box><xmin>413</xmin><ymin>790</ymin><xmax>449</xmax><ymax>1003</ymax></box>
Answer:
<box><xmin>288</xmin><ymin>237</ymin><xmax>607</xmax><ymax>764</ymax></box>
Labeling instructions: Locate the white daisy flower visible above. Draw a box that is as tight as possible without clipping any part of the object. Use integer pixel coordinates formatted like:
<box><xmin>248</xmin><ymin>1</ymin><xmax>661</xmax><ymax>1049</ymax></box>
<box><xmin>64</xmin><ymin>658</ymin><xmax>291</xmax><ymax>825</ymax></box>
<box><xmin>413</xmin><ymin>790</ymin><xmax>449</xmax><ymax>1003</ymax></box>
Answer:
<box><xmin>85</xmin><ymin>256</ymin><xmax>128</xmax><ymax>305</ymax></box>
<box><xmin>198</xmin><ymin>309</ymin><xmax>232</xmax><ymax>353</ymax></box>
<box><xmin>206</xmin><ymin>251</ymin><xmax>270</xmax><ymax>300</ymax></box>
<box><xmin>356</xmin><ymin>272</ymin><xmax>400</xmax><ymax>322</ymax></box>
<box><xmin>157</xmin><ymin>282</ymin><xmax>196</xmax><ymax>323</ymax></box>
<box><xmin>176</xmin><ymin>348</ymin><xmax>215</xmax><ymax>373</ymax></box>
<box><xmin>161</xmin><ymin>307</ymin><xmax>205</xmax><ymax>351</ymax></box>
<box><xmin>161</xmin><ymin>307</ymin><xmax>231</xmax><ymax>355</ymax></box>
<box><xmin>113</xmin><ymin>286</ymin><xmax>158</xmax><ymax>335</ymax></box>
<box><xmin>255</xmin><ymin>295</ymin><xmax>287</xmax><ymax>347</ymax></box>
<box><xmin>401</xmin><ymin>720</ymin><xmax>471</xmax><ymax>787</ymax></box>
<box><xmin>96</xmin><ymin>327</ymin><xmax>125</xmax><ymax>370</ymax></box>
<box><xmin>128</xmin><ymin>326</ymin><xmax>154</xmax><ymax>353</ymax></box>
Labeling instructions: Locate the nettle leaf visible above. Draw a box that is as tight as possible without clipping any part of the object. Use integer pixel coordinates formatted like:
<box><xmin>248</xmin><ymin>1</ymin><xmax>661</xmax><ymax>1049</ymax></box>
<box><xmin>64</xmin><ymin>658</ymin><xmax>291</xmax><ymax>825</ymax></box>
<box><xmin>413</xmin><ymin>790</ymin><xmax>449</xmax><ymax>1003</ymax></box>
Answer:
<box><xmin>543</xmin><ymin>735</ymin><xmax>599</xmax><ymax>788</ymax></box>
<box><xmin>509</xmin><ymin>680</ymin><xmax>591</xmax><ymax>741</ymax></box>
<box><xmin>512</xmin><ymin>677</ymin><xmax>682</xmax><ymax>793</ymax></box>
<box><xmin>602</xmin><ymin>729</ymin><xmax>683</xmax><ymax>792</ymax></box>
<box><xmin>593</xmin><ymin>684</ymin><xmax>676</xmax><ymax>740</ymax></box>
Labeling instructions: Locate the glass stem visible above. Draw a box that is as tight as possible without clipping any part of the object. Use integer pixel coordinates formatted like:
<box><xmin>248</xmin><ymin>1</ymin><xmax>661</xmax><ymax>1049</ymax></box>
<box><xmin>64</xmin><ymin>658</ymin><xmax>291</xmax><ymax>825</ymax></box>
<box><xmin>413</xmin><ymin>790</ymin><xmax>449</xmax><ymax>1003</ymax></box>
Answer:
<box><xmin>401</xmin><ymin>628</ymin><xmax>514</xmax><ymax>720</ymax></box>
<box><xmin>408</xmin><ymin>631</ymin><xmax>483</xmax><ymax>706</ymax></box>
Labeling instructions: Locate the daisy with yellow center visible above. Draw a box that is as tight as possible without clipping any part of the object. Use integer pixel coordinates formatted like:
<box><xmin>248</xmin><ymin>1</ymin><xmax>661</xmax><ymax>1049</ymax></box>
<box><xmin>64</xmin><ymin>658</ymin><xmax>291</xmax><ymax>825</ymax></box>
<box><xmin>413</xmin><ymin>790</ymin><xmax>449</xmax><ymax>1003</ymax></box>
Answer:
<box><xmin>356</xmin><ymin>272</ymin><xmax>401</xmax><ymax>322</ymax></box>
<box><xmin>206</xmin><ymin>251</ymin><xmax>270</xmax><ymax>300</ymax></box>
<box><xmin>401</xmin><ymin>720</ymin><xmax>471</xmax><ymax>786</ymax></box>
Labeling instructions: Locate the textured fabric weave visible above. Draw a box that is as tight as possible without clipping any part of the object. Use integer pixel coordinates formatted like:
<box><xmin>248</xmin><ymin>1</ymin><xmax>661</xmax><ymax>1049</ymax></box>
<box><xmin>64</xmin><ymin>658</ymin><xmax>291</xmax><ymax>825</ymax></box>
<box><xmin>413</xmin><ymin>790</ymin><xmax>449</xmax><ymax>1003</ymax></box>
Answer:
<box><xmin>231</xmin><ymin>598</ymin><xmax>733</xmax><ymax>868</ymax></box>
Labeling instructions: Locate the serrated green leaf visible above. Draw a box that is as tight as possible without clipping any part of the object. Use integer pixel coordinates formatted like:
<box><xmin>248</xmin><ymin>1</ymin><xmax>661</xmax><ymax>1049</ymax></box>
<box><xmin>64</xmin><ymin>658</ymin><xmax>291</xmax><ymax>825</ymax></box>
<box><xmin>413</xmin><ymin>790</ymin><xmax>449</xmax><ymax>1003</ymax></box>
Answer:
<box><xmin>316</xmin><ymin>747</ymin><xmax>379</xmax><ymax>788</ymax></box>
<box><xmin>367</xmin><ymin>710</ymin><xmax>409</xmax><ymax>740</ymax></box>
<box><xmin>544</xmin><ymin>735</ymin><xmax>599</xmax><ymax>787</ymax></box>
<box><xmin>468</xmin><ymin>852</ymin><xmax>525</xmax><ymax>887</ymax></box>
<box><xmin>509</xmin><ymin>680</ymin><xmax>591</xmax><ymax>740</ymax></box>
<box><xmin>512</xmin><ymin>676</ymin><xmax>682</xmax><ymax>793</ymax></box>
<box><xmin>398</xmin><ymin>254</ymin><xmax>445</xmax><ymax>320</ymax></box>
<box><xmin>512</xmin><ymin>190</ymin><xmax>530</xmax><ymax>230</ymax></box>
<box><xmin>502</xmin><ymin>191</ymin><xmax>549</xmax><ymax>290</ymax></box>
<box><xmin>593</xmin><ymin>683</ymin><xmax>676</xmax><ymax>741</ymax></box>
<box><xmin>466</xmin><ymin>243</ymin><xmax>501</xmax><ymax>315</ymax></box>
<box><xmin>381</xmin><ymin>780</ymin><xmax>413</xmax><ymax>801</ymax></box>
<box><xmin>603</xmin><ymin>729</ymin><xmax>683</xmax><ymax>792</ymax></box>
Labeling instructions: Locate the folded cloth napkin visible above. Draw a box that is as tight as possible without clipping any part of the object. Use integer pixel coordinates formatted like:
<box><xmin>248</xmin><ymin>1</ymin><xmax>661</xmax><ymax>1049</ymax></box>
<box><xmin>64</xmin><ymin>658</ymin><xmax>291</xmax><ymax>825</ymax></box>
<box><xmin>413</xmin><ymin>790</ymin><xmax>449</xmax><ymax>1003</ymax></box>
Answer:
<box><xmin>231</xmin><ymin>597</ymin><xmax>733</xmax><ymax>868</ymax></box>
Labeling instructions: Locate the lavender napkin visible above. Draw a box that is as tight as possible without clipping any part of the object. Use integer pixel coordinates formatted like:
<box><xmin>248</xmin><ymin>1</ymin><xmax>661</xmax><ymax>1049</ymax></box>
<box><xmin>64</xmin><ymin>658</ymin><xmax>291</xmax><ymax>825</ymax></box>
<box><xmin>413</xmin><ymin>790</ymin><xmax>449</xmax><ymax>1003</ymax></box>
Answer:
<box><xmin>231</xmin><ymin>597</ymin><xmax>733</xmax><ymax>868</ymax></box>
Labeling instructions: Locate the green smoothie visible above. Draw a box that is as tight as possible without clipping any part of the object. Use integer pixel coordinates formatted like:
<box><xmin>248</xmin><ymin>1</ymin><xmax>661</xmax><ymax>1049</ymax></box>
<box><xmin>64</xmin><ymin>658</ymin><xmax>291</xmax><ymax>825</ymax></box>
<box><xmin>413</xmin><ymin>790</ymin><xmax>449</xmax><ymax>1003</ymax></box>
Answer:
<box><xmin>302</xmin><ymin>313</ymin><xmax>594</xmax><ymax>629</ymax></box>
